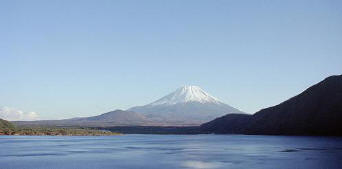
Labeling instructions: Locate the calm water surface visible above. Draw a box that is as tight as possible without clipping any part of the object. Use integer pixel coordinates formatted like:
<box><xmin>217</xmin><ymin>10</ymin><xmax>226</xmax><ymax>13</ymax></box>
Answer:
<box><xmin>0</xmin><ymin>135</ymin><xmax>341</xmax><ymax>169</ymax></box>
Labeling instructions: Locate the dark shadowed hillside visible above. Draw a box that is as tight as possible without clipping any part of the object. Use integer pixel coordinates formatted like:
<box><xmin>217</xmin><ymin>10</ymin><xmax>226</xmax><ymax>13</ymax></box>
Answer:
<box><xmin>200</xmin><ymin>114</ymin><xmax>252</xmax><ymax>134</ymax></box>
<box><xmin>201</xmin><ymin>75</ymin><xmax>342</xmax><ymax>136</ymax></box>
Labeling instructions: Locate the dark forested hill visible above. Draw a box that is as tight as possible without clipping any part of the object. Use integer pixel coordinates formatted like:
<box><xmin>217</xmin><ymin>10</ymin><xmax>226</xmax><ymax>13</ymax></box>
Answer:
<box><xmin>201</xmin><ymin>75</ymin><xmax>342</xmax><ymax>136</ymax></box>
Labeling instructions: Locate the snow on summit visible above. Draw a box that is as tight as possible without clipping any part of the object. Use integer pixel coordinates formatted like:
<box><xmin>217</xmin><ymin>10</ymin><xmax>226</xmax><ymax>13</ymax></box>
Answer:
<box><xmin>150</xmin><ymin>86</ymin><xmax>221</xmax><ymax>105</ymax></box>
<box><xmin>128</xmin><ymin>85</ymin><xmax>244</xmax><ymax>125</ymax></box>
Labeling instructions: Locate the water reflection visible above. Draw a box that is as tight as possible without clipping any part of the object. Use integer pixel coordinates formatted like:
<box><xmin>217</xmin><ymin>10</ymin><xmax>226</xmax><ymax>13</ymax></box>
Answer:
<box><xmin>182</xmin><ymin>161</ymin><xmax>224</xmax><ymax>169</ymax></box>
<box><xmin>0</xmin><ymin>135</ymin><xmax>341</xmax><ymax>169</ymax></box>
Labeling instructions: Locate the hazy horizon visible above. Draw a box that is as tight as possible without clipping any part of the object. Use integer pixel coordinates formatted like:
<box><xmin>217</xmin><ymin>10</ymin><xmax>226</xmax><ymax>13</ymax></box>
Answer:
<box><xmin>1</xmin><ymin>0</ymin><xmax>341</xmax><ymax>120</ymax></box>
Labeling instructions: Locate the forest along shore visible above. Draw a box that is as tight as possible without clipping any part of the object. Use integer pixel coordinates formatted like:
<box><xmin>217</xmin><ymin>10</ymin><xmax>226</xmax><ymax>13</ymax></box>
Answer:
<box><xmin>0</xmin><ymin>119</ymin><xmax>120</xmax><ymax>136</ymax></box>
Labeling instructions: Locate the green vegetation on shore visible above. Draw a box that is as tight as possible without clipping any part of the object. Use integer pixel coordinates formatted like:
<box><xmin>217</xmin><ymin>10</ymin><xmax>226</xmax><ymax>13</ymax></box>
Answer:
<box><xmin>0</xmin><ymin>118</ymin><xmax>16</xmax><ymax>135</ymax></box>
<box><xmin>0</xmin><ymin>118</ymin><xmax>120</xmax><ymax>136</ymax></box>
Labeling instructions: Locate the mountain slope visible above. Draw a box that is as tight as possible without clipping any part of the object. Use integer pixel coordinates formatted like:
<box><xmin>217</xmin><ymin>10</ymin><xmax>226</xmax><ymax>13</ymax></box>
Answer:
<box><xmin>129</xmin><ymin>86</ymin><xmax>244</xmax><ymax>125</ymax></box>
<box><xmin>201</xmin><ymin>114</ymin><xmax>252</xmax><ymax>134</ymax></box>
<box><xmin>201</xmin><ymin>75</ymin><xmax>342</xmax><ymax>136</ymax></box>
<box><xmin>73</xmin><ymin>110</ymin><xmax>151</xmax><ymax>126</ymax></box>
<box><xmin>14</xmin><ymin>110</ymin><xmax>152</xmax><ymax>127</ymax></box>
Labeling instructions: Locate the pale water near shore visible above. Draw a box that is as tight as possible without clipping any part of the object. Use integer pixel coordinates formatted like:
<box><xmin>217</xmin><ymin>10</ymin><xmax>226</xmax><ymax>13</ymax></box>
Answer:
<box><xmin>0</xmin><ymin>135</ymin><xmax>341</xmax><ymax>169</ymax></box>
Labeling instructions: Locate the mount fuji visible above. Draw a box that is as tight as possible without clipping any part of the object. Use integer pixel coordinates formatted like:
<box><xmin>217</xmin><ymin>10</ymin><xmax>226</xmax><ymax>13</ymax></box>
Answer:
<box><xmin>15</xmin><ymin>86</ymin><xmax>244</xmax><ymax>127</ymax></box>
<box><xmin>128</xmin><ymin>86</ymin><xmax>244</xmax><ymax>125</ymax></box>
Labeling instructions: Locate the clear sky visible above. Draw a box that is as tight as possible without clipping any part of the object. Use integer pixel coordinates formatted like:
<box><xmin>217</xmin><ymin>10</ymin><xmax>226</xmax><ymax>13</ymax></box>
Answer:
<box><xmin>1</xmin><ymin>0</ymin><xmax>341</xmax><ymax>120</ymax></box>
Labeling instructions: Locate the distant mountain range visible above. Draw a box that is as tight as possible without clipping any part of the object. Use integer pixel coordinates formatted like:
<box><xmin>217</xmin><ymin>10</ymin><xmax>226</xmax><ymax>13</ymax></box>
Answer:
<box><xmin>201</xmin><ymin>75</ymin><xmax>342</xmax><ymax>136</ymax></box>
<box><xmin>15</xmin><ymin>86</ymin><xmax>243</xmax><ymax>127</ymax></box>
<box><xmin>14</xmin><ymin>75</ymin><xmax>342</xmax><ymax>136</ymax></box>
<box><xmin>15</xmin><ymin>110</ymin><xmax>151</xmax><ymax>127</ymax></box>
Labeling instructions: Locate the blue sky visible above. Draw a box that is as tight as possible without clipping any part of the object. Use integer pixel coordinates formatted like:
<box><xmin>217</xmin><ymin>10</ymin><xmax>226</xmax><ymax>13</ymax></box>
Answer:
<box><xmin>1</xmin><ymin>0</ymin><xmax>341</xmax><ymax>120</ymax></box>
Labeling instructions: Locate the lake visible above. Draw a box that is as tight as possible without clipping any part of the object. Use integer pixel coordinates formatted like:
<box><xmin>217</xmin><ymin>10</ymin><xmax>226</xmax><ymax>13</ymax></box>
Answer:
<box><xmin>0</xmin><ymin>135</ymin><xmax>341</xmax><ymax>169</ymax></box>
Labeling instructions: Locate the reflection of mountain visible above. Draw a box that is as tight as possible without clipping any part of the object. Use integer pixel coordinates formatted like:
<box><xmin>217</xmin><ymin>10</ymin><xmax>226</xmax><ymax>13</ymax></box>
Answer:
<box><xmin>129</xmin><ymin>86</ymin><xmax>244</xmax><ymax>125</ymax></box>
<box><xmin>201</xmin><ymin>75</ymin><xmax>342</xmax><ymax>136</ymax></box>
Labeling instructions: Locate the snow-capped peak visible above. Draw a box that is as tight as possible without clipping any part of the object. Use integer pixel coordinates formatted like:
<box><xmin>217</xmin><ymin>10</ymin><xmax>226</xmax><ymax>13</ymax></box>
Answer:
<box><xmin>149</xmin><ymin>85</ymin><xmax>222</xmax><ymax>106</ymax></box>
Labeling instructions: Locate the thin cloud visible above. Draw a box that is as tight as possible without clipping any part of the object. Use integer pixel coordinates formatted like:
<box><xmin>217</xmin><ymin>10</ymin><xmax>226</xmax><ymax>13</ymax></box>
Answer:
<box><xmin>0</xmin><ymin>107</ymin><xmax>39</xmax><ymax>121</ymax></box>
